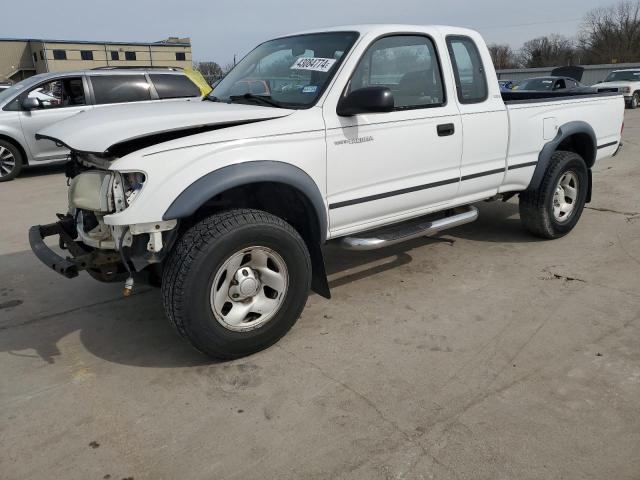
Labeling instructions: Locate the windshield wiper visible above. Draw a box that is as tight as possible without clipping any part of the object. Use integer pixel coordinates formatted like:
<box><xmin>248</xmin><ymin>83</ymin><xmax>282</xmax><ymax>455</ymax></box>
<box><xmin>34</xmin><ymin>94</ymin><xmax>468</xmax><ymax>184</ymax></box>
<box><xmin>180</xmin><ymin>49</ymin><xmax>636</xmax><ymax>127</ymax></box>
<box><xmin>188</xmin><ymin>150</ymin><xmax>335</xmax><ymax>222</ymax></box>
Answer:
<box><xmin>202</xmin><ymin>95</ymin><xmax>221</xmax><ymax>102</ymax></box>
<box><xmin>229</xmin><ymin>93</ymin><xmax>283</xmax><ymax>108</ymax></box>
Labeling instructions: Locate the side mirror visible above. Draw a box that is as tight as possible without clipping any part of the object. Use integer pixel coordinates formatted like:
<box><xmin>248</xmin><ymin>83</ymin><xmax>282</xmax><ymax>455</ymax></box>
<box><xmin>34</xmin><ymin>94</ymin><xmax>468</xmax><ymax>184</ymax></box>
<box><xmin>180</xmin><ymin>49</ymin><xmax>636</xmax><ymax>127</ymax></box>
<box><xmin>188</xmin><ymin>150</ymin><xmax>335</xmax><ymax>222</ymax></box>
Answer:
<box><xmin>22</xmin><ymin>97</ymin><xmax>41</xmax><ymax>111</ymax></box>
<box><xmin>337</xmin><ymin>86</ymin><xmax>394</xmax><ymax>116</ymax></box>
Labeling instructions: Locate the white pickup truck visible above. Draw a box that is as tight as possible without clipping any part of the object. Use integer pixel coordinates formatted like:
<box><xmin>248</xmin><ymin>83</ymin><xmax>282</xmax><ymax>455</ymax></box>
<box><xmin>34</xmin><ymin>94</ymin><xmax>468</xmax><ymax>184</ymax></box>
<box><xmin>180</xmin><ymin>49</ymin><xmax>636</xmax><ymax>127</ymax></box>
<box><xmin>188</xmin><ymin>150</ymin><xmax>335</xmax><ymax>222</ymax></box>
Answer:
<box><xmin>592</xmin><ymin>68</ymin><xmax>640</xmax><ymax>109</ymax></box>
<box><xmin>30</xmin><ymin>25</ymin><xmax>625</xmax><ymax>359</ymax></box>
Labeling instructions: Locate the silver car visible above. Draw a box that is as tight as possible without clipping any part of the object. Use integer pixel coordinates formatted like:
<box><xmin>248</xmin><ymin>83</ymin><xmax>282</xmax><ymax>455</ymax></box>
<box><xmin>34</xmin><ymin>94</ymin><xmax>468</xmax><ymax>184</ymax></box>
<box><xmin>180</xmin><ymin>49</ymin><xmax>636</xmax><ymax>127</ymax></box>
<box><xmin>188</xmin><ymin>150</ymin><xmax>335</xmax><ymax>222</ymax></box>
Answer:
<box><xmin>0</xmin><ymin>68</ymin><xmax>203</xmax><ymax>181</ymax></box>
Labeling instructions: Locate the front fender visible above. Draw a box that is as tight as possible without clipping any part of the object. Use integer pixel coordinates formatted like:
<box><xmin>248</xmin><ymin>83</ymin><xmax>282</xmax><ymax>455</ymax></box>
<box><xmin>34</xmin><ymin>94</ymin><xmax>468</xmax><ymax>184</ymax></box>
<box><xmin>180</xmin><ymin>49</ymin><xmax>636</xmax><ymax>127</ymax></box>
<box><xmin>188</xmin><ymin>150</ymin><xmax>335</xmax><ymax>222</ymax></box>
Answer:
<box><xmin>163</xmin><ymin>160</ymin><xmax>328</xmax><ymax>243</ymax></box>
<box><xmin>0</xmin><ymin>124</ymin><xmax>31</xmax><ymax>164</ymax></box>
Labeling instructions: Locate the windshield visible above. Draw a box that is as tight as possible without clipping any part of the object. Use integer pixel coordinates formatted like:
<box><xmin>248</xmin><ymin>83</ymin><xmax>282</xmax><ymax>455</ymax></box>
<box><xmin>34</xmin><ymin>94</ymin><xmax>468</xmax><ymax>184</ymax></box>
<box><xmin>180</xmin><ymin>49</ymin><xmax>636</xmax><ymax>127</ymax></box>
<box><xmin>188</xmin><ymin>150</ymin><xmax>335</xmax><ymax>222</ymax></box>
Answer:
<box><xmin>0</xmin><ymin>74</ymin><xmax>48</xmax><ymax>105</ymax></box>
<box><xmin>604</xmin><ymin>70</ymin><xmax>640</xmax><ymax>82</ymax></box>
<box><xmin>518</xmin><ymin>78</ymin><xmax>555</xmax><ymax>91</ymax></box>
<box><xmin>209</xmin><ymin>32</ymin><xmax>359</xmax><ymax>108</ymax></box>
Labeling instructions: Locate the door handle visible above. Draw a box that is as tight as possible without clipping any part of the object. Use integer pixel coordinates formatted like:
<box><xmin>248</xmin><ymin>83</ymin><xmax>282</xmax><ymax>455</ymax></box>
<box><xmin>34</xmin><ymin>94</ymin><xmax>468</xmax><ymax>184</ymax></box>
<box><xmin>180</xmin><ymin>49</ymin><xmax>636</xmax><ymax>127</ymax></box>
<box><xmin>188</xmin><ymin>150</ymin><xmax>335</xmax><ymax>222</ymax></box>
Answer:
<box><xmin>437</xmin><ymin>123</ymin><xmax>455</xmax><ymax>137</ymax></box>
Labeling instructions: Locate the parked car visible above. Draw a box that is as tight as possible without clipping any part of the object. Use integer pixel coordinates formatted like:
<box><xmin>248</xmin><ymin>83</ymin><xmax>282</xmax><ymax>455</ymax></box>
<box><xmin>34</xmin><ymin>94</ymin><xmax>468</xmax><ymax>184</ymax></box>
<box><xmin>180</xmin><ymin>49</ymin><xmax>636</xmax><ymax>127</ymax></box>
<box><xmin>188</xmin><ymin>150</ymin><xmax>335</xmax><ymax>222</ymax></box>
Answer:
<box><xmin>515</xmin><ymin>76</ymin><xmax>590</xmax><ymax>93</ymax></box>
<box><xmin>0</xmin><ymin>68</ymin><xmax>203</xmax><ymax>181</ymax></box>
<box><xmin>592</xmin><ymin>69</ymin><xmax>640</xmax><ymax>109</ymax></box>
<box><xmin>30</xmin><ymin>25</ymin><xmax>624</xmax><ymax>359</ymax></box>
<box><xmin>498</xmin><ymin>80</ymin><xmax>517</xmax><ymax>92</ymax></box>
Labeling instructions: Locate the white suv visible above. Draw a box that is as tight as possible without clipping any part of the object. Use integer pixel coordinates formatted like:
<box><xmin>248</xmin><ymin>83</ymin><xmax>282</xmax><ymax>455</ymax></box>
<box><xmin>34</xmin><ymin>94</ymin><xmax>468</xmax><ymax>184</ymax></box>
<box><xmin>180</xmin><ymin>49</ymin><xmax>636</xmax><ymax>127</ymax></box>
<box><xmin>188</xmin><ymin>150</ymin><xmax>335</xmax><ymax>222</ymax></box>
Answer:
<box><xmin>593</xmin><ymin>69</ymin><xmax>640</xmax><ymax>109</ymax></box>
<box><xmin>0</xmin><ymin>69</ymin><xmax>203</xmax><ymax>181</ymax></box>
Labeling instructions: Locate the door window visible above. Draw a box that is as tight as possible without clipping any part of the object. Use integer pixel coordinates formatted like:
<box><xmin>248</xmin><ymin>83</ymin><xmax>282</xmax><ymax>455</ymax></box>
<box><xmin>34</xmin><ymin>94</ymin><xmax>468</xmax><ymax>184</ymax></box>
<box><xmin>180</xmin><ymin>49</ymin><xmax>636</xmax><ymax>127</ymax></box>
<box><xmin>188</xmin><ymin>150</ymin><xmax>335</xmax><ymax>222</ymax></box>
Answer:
<box><xmin>90</xmin><ymin>75</ymin><xmax>152</xmax><ymax>104</ymax></box>
<box><xmin>553</xmin><ymin>79</ymin><xmax>566</xmax><ymax>90</ymax></box>
<box><xmin>150</xmin><ymin>74</ymin><xmax>200</xmax><ymax>99</ymax></box>
<box><xmin>347</xmin><ymin>35</ymin><xmax>445</xmax><ymax>109</ymax></box>
<box><xmin>25</xmin><ymin>78</ymin><xmax>86</xmax><ymax>109</ymax></box>
<box><xmin>446</xmin><ymin>36</ymin><xmax>488</xmax><ymax>104</ymax></box>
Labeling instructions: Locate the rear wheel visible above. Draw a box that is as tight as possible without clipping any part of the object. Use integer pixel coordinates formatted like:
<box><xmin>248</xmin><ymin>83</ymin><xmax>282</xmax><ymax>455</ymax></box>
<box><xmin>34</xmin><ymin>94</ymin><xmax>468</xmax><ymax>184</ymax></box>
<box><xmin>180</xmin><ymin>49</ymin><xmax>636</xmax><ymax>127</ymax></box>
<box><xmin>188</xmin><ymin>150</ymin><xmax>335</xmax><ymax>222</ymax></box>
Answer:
<box><xmin>0</xmin><ymin>140</ymin><xmax>23</xmax><ymax>182</ymax></box>
<box><xmin>629</xmin><ymin>92</ymin><xmax>639</xmax><ymax>109</ymax></box>
<box><xmin>519</xmin><ymin>151</ymin><xmax>589</xmax><ymax>239</ymax></box>
<box><xmin>162</xmin><ymin>209</ymin><xmax>312</xmax><ymax>359</ymax></box>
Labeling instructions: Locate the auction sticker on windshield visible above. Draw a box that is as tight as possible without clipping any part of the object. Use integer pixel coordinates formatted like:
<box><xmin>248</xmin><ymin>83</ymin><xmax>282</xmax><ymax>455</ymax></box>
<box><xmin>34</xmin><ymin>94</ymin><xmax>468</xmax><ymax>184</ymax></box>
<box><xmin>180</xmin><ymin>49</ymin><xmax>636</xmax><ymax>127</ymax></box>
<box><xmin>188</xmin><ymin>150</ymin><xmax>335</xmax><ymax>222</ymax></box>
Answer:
<box><xmin>291</xmin><ymin>57</ymin><xmax>337</xmax><ymax>72</ymax></box>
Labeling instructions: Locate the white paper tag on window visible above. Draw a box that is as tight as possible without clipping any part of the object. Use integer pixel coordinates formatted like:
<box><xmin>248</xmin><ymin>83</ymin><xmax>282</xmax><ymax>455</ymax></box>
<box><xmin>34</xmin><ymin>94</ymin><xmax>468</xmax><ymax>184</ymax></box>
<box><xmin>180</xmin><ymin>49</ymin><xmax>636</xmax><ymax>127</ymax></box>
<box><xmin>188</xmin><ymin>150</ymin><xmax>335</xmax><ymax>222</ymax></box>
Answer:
<box><xmin>291</xmin><ymin>57</ymin><xmax>337</xmax><ymax>72</ymax></box>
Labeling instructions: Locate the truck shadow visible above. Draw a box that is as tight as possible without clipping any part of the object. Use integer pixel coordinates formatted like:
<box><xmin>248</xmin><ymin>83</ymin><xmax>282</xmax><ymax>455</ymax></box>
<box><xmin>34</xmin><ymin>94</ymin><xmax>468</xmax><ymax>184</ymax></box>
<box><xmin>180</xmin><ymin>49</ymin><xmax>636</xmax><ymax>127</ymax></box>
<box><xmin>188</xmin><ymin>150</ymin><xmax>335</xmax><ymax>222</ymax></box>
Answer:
<box><xmin>446</xmin><ymin>200</ymin><xmax>539</xmax><ymax>243</ymax></box>
<box><xmin>17</xmin><ymin>161</ymin><xmax>66</xmax><ymax>179</ymax></box>
<box><xmin>0</xmin><ymin>201</ymin><xmax>538</xmax><ymax>368</ymax></box>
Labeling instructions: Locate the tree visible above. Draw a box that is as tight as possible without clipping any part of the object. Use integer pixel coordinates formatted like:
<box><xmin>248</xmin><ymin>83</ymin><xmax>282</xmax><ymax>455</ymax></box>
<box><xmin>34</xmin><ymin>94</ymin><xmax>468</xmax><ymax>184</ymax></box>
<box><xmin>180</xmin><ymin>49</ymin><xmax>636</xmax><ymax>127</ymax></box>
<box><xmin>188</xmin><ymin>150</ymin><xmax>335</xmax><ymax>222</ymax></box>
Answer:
<box><xmin>579</xmin><ymin>1</ymin><xmax>640</xmax><ymax>64</ymax></box>
<box><xmin>193</xmin><ymin>61</ymin><xmax>224</xmax><ymax>78</ymax></box>
<box><xmin>488</xmin><ymin>43</ymin><xmax>520</xmax><ymax>69</ymax></box>
<box><xmin>519</xmin><ymin>34</ymin><xmax>577</xmax><ymax>68</ymax></box>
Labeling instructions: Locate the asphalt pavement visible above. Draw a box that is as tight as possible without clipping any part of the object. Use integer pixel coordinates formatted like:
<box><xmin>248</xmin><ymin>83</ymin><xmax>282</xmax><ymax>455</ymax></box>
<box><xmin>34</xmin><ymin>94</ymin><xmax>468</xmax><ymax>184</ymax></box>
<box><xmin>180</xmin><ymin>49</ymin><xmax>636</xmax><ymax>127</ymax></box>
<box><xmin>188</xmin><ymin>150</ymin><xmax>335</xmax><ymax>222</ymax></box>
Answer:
<box><xmin>1</xmin><ymin>111</ymin><xmax>639</xmax><ymax>480</ymax></box>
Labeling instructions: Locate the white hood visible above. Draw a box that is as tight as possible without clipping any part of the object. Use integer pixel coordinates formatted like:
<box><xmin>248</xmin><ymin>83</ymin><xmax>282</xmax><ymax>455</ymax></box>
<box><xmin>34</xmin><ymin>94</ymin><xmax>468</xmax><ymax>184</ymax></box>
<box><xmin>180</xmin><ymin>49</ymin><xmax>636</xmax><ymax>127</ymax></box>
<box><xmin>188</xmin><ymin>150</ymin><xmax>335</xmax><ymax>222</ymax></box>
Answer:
<box><xmin>36</xmin><ymin>99</ymin><xmax>293</xmax><ymax>155</ymax></box>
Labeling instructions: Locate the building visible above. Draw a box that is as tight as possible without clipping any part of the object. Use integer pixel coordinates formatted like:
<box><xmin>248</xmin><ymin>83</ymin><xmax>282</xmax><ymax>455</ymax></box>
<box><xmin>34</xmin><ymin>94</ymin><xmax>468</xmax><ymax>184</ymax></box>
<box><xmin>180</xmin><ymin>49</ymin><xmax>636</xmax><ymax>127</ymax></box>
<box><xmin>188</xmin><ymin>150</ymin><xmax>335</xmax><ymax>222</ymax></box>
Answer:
<box><xmin>0</xmin><ymin>36</ymin><xmax>192</xmax><ymax>83</ymax></box>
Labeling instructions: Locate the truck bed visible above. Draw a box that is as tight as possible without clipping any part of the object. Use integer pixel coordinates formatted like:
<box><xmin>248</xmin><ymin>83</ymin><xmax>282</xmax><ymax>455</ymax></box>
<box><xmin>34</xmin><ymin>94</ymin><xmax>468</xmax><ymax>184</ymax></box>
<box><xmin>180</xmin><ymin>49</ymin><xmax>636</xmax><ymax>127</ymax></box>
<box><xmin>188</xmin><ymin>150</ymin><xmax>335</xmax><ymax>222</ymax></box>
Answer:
<box><xmin>502</xmin><ymin>90</ymin><xmax>620</xmax><ymax>104</ymax></box>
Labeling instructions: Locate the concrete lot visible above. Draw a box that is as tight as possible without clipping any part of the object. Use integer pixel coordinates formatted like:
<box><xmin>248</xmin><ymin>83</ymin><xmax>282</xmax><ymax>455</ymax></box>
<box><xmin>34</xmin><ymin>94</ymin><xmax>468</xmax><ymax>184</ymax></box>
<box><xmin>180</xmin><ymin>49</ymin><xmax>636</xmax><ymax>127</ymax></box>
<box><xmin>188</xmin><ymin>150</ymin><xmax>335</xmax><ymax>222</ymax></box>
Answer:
<box><xmin>1</xmin><ymin>112</ymin><xmax>639</xmax><ymax>480</ymax></box>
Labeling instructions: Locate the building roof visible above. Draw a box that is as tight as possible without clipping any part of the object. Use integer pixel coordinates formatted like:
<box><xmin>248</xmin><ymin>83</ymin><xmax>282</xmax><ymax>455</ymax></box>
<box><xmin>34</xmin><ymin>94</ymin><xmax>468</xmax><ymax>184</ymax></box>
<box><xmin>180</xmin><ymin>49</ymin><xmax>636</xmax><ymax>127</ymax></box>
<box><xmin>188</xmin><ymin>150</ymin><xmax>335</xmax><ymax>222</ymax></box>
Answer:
<box><xmin>0</xmin><ymin>37</ymin><xmax>190</xmax><ymax>47</ymax></box>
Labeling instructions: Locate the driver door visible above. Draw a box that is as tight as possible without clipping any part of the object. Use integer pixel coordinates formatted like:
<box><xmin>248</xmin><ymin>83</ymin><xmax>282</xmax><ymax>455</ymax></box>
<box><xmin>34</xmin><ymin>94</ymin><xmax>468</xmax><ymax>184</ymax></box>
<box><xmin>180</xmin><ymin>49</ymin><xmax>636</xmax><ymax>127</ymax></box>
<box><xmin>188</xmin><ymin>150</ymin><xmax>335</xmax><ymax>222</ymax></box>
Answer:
<box><xmin>324</xmin><ymin>35</ymin><xmax>462</xmax><ymax>235</ymax></box>
<box><xmin>19</xmin><ymin>76</ymin><xmax>91</xmax><ymax>161</ymax></box>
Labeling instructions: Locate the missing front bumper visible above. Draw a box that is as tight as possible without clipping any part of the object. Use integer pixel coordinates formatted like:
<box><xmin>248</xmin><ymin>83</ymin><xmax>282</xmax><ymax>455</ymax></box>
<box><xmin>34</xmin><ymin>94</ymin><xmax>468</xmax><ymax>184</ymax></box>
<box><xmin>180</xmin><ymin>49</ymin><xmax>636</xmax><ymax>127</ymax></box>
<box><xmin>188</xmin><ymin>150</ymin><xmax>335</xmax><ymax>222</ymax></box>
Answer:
<box><xmin>28</xmin><ymin>215</ymin><xmax>122</xmax><ymax>279</ymax></box>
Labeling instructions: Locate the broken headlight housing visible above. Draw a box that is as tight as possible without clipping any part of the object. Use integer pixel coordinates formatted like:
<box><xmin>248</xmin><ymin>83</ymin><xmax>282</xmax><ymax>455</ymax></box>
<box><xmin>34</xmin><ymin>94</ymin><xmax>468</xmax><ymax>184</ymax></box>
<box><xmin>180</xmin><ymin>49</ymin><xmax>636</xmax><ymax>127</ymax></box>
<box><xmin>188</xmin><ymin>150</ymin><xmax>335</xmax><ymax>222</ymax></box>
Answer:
<box><xmin>112</xmin><ymin>171</ymin><xmax>146</xmax><ymax>212</ymax></box>
<box><xmin>68</xmin><ymin>170</ymin><xmax>146</xmax><ymax>214</ymax></box>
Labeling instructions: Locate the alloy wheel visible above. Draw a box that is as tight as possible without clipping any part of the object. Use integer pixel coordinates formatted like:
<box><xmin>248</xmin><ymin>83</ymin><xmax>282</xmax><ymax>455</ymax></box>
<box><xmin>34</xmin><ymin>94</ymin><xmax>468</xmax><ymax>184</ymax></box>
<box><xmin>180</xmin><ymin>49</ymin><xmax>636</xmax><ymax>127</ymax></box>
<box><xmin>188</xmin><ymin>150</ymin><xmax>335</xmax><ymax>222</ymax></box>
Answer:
<box><xmin>210</xmin><ymin>246</ymin><xmax>289</xmax><ymax>332</ymax></box>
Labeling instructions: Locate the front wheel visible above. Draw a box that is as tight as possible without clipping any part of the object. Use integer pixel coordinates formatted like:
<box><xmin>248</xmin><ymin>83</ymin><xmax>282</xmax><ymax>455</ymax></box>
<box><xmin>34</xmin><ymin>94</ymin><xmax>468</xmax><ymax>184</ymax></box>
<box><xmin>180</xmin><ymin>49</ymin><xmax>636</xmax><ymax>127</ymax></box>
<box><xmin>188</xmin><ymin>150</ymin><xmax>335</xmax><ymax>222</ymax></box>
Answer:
<box><xmin>0</xmin><ymin>140</ymin><xmax>23</xmax><ymax>182</ymax></box>
<box><xmin>519</xmin><ymin>151</ymin><xmax>589</xmax><ymax>239</ymax></box>
<box><xmin>629</xmin><ymin>92</ymin><xmax>639</xmax><ymax>109</ymax></box>
<box><xmin>161</xmin><ymin>209</ymin><xmax>312</xmax><ymax>359</ymax></box>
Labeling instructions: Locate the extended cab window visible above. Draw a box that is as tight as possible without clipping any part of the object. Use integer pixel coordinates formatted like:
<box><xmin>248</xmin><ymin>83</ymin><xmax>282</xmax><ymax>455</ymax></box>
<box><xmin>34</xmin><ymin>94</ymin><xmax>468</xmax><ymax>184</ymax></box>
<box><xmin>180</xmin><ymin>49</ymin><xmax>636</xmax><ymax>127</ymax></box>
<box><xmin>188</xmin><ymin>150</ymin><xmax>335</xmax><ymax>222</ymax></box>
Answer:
<box><xmin>90</xmin><ymin>75</ymin><xmax>152</xmax><ymax>104</ymax></box>
<box><xmin>446</xmin><ymin>36</ymin><xmax>488</xmax><ymax>104</ymax></box>
<box><xmin>24</xmin><ymin>77</ymin><xmax>86</xmax><ymax>109</ymax></box>
<box><xmin>150</xmin><ymin>74</ymin><xmax>200</xmax><ymax>99</ymax></box>
<box><xmin>348</xmin><ymin>35</ymin><xmax>445</xmax><ymax>109</ymax></box>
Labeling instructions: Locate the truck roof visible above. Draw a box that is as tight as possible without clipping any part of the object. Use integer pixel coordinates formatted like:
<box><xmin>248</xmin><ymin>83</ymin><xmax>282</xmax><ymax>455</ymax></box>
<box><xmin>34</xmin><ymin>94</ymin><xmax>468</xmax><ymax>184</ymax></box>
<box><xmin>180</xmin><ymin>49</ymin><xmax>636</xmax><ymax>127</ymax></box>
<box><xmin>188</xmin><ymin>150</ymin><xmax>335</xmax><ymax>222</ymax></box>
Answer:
<box><xmin>291</xmin><ymin>24</ymin><xmax>481</xmax><ymax>38</ymax></box>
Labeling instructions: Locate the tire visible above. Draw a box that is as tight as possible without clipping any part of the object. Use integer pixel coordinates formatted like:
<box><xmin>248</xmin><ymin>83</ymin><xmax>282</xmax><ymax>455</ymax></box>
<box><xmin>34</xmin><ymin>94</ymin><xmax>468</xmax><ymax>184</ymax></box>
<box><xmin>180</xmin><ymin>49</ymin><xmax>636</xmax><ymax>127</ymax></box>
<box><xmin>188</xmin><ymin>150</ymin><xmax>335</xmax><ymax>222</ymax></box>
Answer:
<box><xmin>0</xmin><ymin>140</ymin><xmax>23</xmax><ymax>182</ymax></box>
<box><xmin>629</xmin><ymin>92</ymin><xmax>639</xmax><ymax>109</ymax></box>
<box><xmin>162</xmin><ymin>209</ymin><xmax>312</xmax><ymax>359</ymax></box>
<box><xmin>519</xmin><ymin>151</ymin><xmax>589</xmax><ymax>239</ymax></box>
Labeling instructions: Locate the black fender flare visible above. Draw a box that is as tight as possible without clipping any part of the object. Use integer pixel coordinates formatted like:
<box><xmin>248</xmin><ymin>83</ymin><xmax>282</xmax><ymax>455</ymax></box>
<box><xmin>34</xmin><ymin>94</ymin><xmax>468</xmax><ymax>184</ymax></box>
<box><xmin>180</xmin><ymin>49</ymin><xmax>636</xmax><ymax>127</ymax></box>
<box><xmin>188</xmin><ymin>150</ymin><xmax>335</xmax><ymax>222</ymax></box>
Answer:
<box><xmin>527</xmin><ymin>121</ymin><xmax>596</xmax><ymax>192</ymax></box>
<box><xmin>163</xmin><ymin>160</ymin><xmax>328</xmax><ymax>241</ymax></box>
<box><xmin>163</xmin><ymin>160</ymin><xmax>331</xmax><ymax>299</ymax></box>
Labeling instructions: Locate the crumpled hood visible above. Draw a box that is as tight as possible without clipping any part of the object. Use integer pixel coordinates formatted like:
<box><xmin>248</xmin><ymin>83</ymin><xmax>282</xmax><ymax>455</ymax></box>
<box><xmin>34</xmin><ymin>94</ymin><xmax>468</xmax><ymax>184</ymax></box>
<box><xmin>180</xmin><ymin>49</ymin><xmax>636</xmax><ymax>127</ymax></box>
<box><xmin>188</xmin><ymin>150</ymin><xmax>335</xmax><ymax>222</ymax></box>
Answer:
<box><xmin>36</xmin><ymin>99</ymin><xmax>293</xmax><ymax>155</ymax></box>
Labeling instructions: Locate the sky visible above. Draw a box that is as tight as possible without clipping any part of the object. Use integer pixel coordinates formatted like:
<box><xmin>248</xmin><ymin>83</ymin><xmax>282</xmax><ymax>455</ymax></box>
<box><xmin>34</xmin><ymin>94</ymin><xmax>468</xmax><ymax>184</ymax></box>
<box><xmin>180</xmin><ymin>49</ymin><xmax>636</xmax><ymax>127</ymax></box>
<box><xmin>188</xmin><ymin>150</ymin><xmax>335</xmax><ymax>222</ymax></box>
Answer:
<box><xmin>3</xmin><ymin>0</ymin><xmax>611</xmax><ymax>65</ymax></box>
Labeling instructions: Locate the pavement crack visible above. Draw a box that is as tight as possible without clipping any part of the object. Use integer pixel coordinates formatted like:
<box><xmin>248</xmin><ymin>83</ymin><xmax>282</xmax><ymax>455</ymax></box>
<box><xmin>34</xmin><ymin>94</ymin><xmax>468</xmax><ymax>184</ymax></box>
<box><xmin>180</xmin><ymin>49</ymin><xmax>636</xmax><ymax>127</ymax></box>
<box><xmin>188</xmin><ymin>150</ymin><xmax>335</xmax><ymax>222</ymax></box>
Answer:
<box><xmin>0</xmin><ymin>289</ymin><xmax>152</xmax><ymax>331</ymax></box>
<box><xmin>617</xmin><ymin>234</ymin><xmax>640</xmax><ymax>266</ymax></box>
<box><xmin>276</xmin><ymin>345</ymin><xmax>400</xmax><ymax>431</ymax></box>
<box><xmin>541</xmin><ymin>268</ymin><xmax>586</xmax><ymax>283</ymax></box>
<box><xmin>276</xmin><ymin>345</ymin><xmax>458</xmax><ymax>478</ymax></box>
<box><xmin>586</xmin><ymin>206</ymin><xmax>640</xmax><ymax>218</ymax></box>
<box><xmin>541</xmin><ymin>268</ymin><xmax>640</xmax><ymax>299</ymax></box>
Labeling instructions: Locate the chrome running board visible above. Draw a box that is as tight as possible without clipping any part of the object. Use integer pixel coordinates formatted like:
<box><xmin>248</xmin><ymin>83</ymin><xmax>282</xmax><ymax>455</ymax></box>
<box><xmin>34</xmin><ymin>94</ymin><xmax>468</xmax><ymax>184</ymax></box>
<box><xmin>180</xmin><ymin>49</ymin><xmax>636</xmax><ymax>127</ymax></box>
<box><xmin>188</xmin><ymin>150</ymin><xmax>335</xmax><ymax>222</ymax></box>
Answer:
<box><xmin>339</xmin><ymin>206</ymin><xmax>478</xmax><ymax>251</ymax></box>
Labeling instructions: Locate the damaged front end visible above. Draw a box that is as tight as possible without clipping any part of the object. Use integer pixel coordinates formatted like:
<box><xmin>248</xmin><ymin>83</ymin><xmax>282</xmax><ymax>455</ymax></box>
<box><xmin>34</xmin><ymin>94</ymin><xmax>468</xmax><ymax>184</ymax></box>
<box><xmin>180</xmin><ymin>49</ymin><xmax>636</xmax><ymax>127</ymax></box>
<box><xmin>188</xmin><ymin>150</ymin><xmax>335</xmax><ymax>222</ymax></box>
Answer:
<box><xmin>29</xmin><ymin>152</ymin><xmax>178</xmax><ymax>287</ymax></box>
